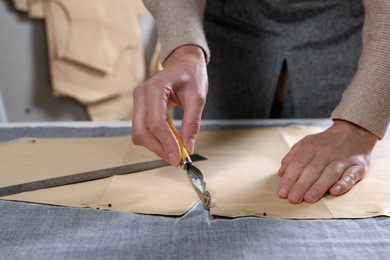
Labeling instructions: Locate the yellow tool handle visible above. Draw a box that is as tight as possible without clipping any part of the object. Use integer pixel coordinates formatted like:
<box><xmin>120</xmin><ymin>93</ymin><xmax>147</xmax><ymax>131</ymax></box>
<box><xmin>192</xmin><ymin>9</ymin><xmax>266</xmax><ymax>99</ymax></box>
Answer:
<box><xmin>167</xmin><ymin>115</ymin><xmax>190</xmax><ymax>160</ymax></box>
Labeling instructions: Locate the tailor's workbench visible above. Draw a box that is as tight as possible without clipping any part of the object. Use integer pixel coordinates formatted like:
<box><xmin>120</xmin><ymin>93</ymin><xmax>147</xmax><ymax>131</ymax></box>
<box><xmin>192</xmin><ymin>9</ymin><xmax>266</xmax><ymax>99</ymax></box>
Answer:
<box><xmin>1</xmin><ymin>119</ymin><xmax>390</xmax><ymax>259</ymax></box>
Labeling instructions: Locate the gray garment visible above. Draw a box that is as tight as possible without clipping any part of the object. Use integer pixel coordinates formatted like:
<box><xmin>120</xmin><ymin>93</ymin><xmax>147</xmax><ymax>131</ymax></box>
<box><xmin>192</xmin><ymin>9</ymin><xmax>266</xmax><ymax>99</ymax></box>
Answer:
<box><xmin>2</xmin><ymin>125</ymin><xmax>390</xmax><ymax>260</ymax></box>
<box><xmin>201</xmin><ymin>0</ymin><xmax>364</xmax><ymax>119</ymax></box>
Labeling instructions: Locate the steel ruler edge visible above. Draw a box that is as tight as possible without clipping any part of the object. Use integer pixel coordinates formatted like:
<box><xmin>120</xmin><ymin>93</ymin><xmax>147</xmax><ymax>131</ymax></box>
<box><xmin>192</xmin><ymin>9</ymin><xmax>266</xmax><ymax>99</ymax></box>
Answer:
<box><xmin>0</xmin><ymin>154</ymin><xmax>207</xmax><ymax>197</ymax></box>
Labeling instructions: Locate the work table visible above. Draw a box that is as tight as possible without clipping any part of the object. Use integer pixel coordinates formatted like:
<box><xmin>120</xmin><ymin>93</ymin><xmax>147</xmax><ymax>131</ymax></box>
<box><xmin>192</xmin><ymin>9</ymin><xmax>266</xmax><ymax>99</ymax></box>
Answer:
<box><xmin>1</xmin><ymin>119</ymin><xmax>389</xmax><ymax>259</ymax></box>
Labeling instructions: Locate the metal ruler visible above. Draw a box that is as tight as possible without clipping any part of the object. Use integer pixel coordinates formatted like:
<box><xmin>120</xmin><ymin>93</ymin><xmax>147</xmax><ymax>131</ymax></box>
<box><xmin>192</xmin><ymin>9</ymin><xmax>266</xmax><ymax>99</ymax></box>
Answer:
<box><xmin>0</xmin><ymin>154</ymin><xmax>206</xmax><ymax>197</ymax></box>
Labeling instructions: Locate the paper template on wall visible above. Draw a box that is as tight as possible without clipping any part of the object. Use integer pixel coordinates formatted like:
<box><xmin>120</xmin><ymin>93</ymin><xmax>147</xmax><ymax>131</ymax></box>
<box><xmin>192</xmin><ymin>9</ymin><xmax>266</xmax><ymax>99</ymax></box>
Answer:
<box><xmin>13</xmin><ymin>0</ymin><xmax>149</xmax><ymax>120</ymax></box>
<box><xmin>1</xmin><ymin>126</ymin><xmax>390</xmax><ymax>219</ymax></box>
<box><xmin>45</xmin><ymin>0</ymin><xmax>145</xmax><ymax>120</ymax></box>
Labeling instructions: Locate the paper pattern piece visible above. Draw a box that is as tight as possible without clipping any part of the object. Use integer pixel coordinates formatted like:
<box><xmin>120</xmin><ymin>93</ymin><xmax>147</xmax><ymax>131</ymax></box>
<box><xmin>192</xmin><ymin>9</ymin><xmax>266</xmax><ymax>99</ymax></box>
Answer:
<box><xmin>12</xmin><ymin>0</ymin><xmax>156</xmax><ymax>121</ymax></box>
<box><xmin>0</xmin><ymin>136</ymin><xmax>198</xmax><ymax>215</ymax></box>
<box><xmin>45</xmin><ymin>0</ymin><xmax>145</xmax><ymax>120</ymax></box>
<box><xmin>1</xmin><ymin>126</ymin><xmax>390</xmax><ymax>218</ymax></box>
<box><xmin>13</xmin><ymin>0</ymin><xmax>29</xmax><ymax>12</ymax></box>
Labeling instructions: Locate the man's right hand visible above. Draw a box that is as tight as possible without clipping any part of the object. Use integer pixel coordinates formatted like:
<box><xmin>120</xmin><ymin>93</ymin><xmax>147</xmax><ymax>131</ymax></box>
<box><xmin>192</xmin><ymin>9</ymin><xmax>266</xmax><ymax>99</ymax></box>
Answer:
<box><xmin>132</xmin><ymin>45</ymin><xmax>208</xmax><ymax>166</ymax></box>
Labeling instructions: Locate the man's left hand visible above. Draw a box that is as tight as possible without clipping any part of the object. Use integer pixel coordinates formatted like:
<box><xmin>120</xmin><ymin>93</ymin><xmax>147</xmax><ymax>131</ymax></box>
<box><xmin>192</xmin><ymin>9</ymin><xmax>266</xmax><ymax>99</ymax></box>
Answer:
<box><xmin>277</xmin><ymin>120</ymin><xmax>378</xmax><ymax>204</ymax></box>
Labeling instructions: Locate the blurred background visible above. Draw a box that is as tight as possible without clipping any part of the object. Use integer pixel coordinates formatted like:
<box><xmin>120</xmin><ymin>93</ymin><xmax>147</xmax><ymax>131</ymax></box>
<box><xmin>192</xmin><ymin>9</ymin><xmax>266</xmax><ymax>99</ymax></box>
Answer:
<box><xmin>0</xmin><ymin>0</ymin><xmax>157</xmax><ymax>122</ymax></box>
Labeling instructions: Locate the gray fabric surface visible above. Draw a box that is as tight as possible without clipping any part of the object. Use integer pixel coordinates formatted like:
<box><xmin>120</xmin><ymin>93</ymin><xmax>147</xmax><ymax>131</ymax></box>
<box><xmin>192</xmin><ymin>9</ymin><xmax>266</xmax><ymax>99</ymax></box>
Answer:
<box><xmin>1</xmin><ymin>124</ymin><xmax>390</xmax><ymax>259</ymax></box>
<box><xmin>2</xmin><ymin>200</ymin><xmax>390</xmax><ymax>260</ymax></box>
<box><xmin>199</xmin><ymin>0</ymin><xmax>363</xmax><ymax>119</ymax></box>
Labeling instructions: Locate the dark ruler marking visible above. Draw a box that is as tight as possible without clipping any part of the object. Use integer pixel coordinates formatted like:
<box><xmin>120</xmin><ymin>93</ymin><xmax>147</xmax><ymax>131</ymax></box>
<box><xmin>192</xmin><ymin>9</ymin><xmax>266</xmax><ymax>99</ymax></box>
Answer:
<box><xmin>0</xmin><ymin>154</ymin><xmax>207</xmax><ymax>197</ymax></box>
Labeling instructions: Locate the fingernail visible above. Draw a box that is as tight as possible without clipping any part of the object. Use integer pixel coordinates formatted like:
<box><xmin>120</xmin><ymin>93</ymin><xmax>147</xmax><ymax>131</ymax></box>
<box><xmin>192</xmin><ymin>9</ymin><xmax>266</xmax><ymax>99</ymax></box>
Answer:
<box><xmin>169</xmin><ymin>153</ymin><xmax>178</xmax><ymax>166</ymax></box>
<box><xmin>289</xmin><ymin>191</ymin><xmax>302</xmax><ymax>203</ymax></box>
<box><xmin>279</xmin><ymin>186</ymin><xmax>289</xmax><ymax>198</ymax></box>
<box><xmin>330</xmin><ymin>185</ymin><xmax>341</xmax><ymax>195</ymax></box>
<box><xmin>305</xmin><ymin>189</ymin><xmax>318</xmax><ymax>202</ymax></box>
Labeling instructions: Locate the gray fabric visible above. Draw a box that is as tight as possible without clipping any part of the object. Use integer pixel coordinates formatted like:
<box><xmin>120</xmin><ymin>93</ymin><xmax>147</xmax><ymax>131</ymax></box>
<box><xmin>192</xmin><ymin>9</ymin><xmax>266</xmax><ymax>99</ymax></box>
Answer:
<box><xmin>200</xmin><ymin>0</ymin><xmax>364</xmax><ymax>119</ymax></box>
<box><xmin>2</xmin><ymin>200</ymin><xmax>390</xmax><ymax>259</ymax></box>
<box><xmin>1</xmin><ymin>124</ymin><xmax>390</xmax><ymax>259</ymax></box>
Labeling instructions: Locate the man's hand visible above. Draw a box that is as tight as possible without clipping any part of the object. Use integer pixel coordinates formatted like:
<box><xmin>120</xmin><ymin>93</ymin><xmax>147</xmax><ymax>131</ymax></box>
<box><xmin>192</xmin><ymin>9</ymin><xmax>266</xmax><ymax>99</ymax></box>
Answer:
<box><xmin>277</xmin><ymin>120</ymin><xmax>378</xmax><ymax>204</ymax></box>
<box><xmin>132</xmin><ymin>45</ymin><xmax>208</xmax><ymax>166</ymax></box>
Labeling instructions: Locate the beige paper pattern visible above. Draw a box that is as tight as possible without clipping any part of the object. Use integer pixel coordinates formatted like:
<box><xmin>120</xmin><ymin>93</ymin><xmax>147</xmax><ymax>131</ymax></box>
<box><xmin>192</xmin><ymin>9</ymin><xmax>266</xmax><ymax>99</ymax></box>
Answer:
<box><xmin>44</xmin><ymin>1</ymin><xmax>145</xmax><ymax>103</ymax></box>
<box><xmin>1</xmin><ymin>126</ymin><xmax>389</xmax><ymax>218</ymax></box>
<box><xmin>27</xmin><ymin>0</ymin><xmax>44</xmax><ymax>18</ymax></box>
<box><xmin>51</xmin><ymin>0</ymin><xmax>138</xmax><ymax>74</ymax></box>
<box><xmin>0</xmin><ymin>136</ymin><xmax>197</xmax><ymax>215</ymax></box>
<box><xmin>12</xmin><ymin>0</ymin><xmax>149</xmax><ymax>121</ymax></box>
<box><xmin>13</xmin><ymin>0</ymin><xmax>44</xmax><ymax>18</ymax></box>
<box><xmin>13</xmin><ymin>0</ymin><xmax>28</xmax><ymax>12</ymax></box>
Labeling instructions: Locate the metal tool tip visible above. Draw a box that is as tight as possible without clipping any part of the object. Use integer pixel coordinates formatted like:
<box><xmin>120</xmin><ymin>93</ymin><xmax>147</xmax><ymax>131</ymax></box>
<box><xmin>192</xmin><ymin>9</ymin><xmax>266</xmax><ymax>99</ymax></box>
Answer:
<box><xmin>203</xmin><ymin>191</ymin><xmax>211</xmax><ymax>210</ymax></box>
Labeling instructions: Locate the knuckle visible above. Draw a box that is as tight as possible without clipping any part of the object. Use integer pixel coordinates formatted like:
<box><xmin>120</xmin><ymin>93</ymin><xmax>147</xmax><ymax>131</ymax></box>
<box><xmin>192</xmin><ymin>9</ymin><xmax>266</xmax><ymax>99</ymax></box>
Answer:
<box><xmin>317</xmin><ymin>145</ymin><xmax>333</xmax><ymax>157</ymax></box>
<box><xmin>356</xmin><ymin>166</ymin><xmax>367</xmax><ymax>178</ymax></box>
<box><xmin>292</xmin><ymin>160</ymin><xmax>307</xmax><ymax>171</ymax></box>
<box><xmin>306</xmin><ymin>165</ymin><xmax>323</xmax><ymax>178</ymax></box>
<box><xmin>348</xmin><ymin>166</ymin><xmax>366</xmax><ymax>182</ymax></box>
<box><xmin>185</xmin><ymin>87</ymin><xmax>207</xmax><ymax>107</ymax></box>
<box><xmin>148</xmin><ymin>119</ymin><xmax>165</xmax><ymax>134</ymax></box>
<box><xmin>143</xmin><ymin>77</ymin><xmax>172</xmax><ymax>96</ymax></box>
<box><xmin>155</xmin><ymin>150</ymin><xmax>166</xmax><ymax>161</ymax></box>
<box><xmin>280</xmin><ymin>152</ymin><xmax>294</xmax><ymax>165</ymax></box>
<box><xmin>337</xmin><ymin>181</ymin><xmax>349</xmax><ymax>192</ymax></box>
<box><xmin>132</xmin><ymin>85</ymin><xmax>143</xmax><ymax>97</ymax></box>
<box><xmin>281</xmin><ymin>156</ymin><xmax>289</xmax><ymax>165</ymax></box>
<box><xmin>339</xmin><ymin>177</ymin><xmax>354</xmax><ymax>191</ymax></box>
<box><xmin>184</xmin><ymin>120</ymin><xmax>201</xmax><ymax>134</ymax></box>
<box><xmin>290</xmin><ymin>142</ymin><xmax>301</xmax><ymax>151</ymax></box>
<box><xmin>279</xmin><ymin>175</ymin><xmax>296</xmax><ymax>187</ymax></box>
<box><xmin>146</xmin><ymin>76</ymin><xmax>166</xmax><ymax>88</ymax></box>
<box><xmin>296</xmin><ymin>140</ymin><xmax>316</xmax><ymax>154</ymax></box>
<box><xmin>304</xmin><ymin>142</ymin><xmax>317</xmax><ymax>152</ymax></box>
<box><xmin>300</xmin><ymin>135</ymin><xmax>314</xmax><ymax>145</ymax></box>
<box><xmin>327</xmin><ymin>162</ymin><xmax>344</xmax><ymax>179</ymax></box>
<box><xmin>196</xmin><ymin>91</ymin><xmax>207</xmax><ymax>105</ymax></box>
<box><xmin>279</xmin><ymin>162</ymin><xmax>288</xmax><ymax>174</ymax></box>
<box><xmin>131</xmin><ymin>130</ymin><xmax>145</xmax><ymax>146</ymax></box>
<box><xmin>356</xmin><ymin>154</ymin><xmax>371</xmax><ymax>168</ymax></box>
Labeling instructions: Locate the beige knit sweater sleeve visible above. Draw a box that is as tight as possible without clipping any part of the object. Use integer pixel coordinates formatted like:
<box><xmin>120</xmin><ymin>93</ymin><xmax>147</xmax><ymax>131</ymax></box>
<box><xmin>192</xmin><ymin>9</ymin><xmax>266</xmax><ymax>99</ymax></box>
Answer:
<box><xmin>142</xmin><ymin>0</ymin><xmax>210</xmax><ymax>63</ymax></box>
<box><xmin>331</xmin><ymin>0</ymin><xmax>390</xmax><ymax>139</ymax></box>
<box><xmin>143</xmin><ymin>0</ymin><xmax>390</xmax><ymax>139</ymax></box>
